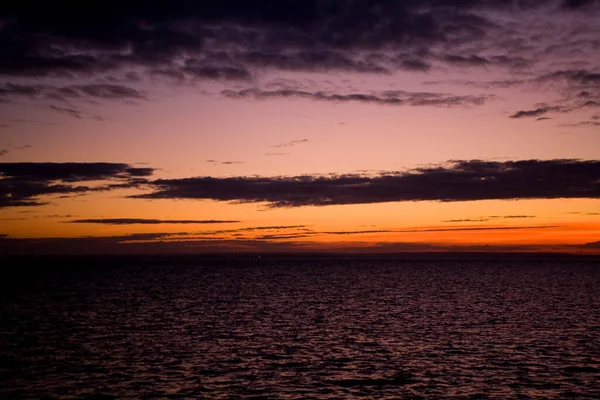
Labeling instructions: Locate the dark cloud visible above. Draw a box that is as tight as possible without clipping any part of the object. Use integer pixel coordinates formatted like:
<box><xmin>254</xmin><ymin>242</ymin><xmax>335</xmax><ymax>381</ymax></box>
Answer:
<box><xmin>323</xmin><ymin>230</ymin><xmax>393</xmax><ymax>235</ymax></box>
<box><xmin>47</xmin><ymin>105</ymin><xmax>83</xmax><ymax>119</ymax></box>
<box><xmin>576</xmin><ymin>240</ymin><xmax>600</xmax><ymax>248</ymax></box>
<box><xmin>0</xmin><ymin>162</ymin><xmax>153</xmax><ymax>207</ymax></box>
<box><xmin>133</xmin><ymin>159</ymin><xmax>600</xmax><ymax>207</ymax></box>
<box><xmin>510</xmin><ymin>106</ymin><xmax>568</xmax><ymax>119</ymax></box>
<box><xmin>0</xmin><ymin>233</ymin><xmax>320</xmax><ymax>254</ymax></box>
<box><xmin>423</xmin><ymin>78</ymin><xmax>527</xmax><ymax>89</ymax></box>
<box><xmin>70</xmin><ymin>84</ymin><xmax>145</xmax><ymax>99</ymax></box>
<box><xmin>569</xmin><ymin>211</ymin><xmax>600</xmax><ymax>216</ymax></box>
<box><xmin>445</xmin><ymin>215</ymin><xmax>536</xmax><ymax>222</ymax></box>
<box><xmin>443</xmin><ymin>54</ymin><xmax>490</xmax><ymax>67</ymax></box>
<box><xmin>562</xmin><ymin>0</ymin><xmax>598</xmax><ymax>9</ymax></box>
<box><xmin>203</xmin><ymin>225</ymin><xmax>310</xmax><ymax>235</ymax></box>
<box><xmin>515</xmin><ymin>69</ymin><xmax>600</xmax><ymax>118</ymax></box>
<box><xmin>183</xmin><ymin>60</ymin><xmax>252</xmax><ymax>81</ymax></box>
<box><xmin>0</xmin><ymin>82</ymin><xmax>145</xmax><ymax>105</ymax></box>
<box><xmin>222</xmin><ymin>88</ymin><xmax>489</xmax><ymax>107</ymax></box>
<box><xmin>0</xmin><ymin>83</ymin><xmax>44</xmax><ymax>98</ymax></box>
<box><xmin>206</xmin><ymin>160</ymin><xmax>244</xmax><ymax>165</ymax></box>
<box><xmin>322</xmin><ymin>225</ymin><xmax>558</xmax><ymax>234</ymax></box>
<box><xmin>561</xmin><ymin>120</ymin><xmax>600</xmax><ymax>127</ymax></box>
<box><xmin>68</xmin><ymin>218</ymin><xmax>239</xmax><ymax>225</ymax></box>
<box><xmin>240</xmin><ymin>50</ymin><xmax>389</xmax><ymax>74</ymax></box>
<box><xmin>397</xmin><ymin>225</ymin><xmax>558</xmax><ymax>233</ymax></box>
<box><xmin>495</xmin><ymin>215</ymin><xmax>536</xmax><ymax>219</ymax></box>
<box><xmin>443</xmin><ymin>218</ymin><xmax>490</xmax><ymax>223</ymax></box>
<box><xmin>0</xmin><ymin>0</ymin><xmax>548</xmax><ymax>80</ymax></box>
<box><xmin>1</xmin><ymin>232</ymin><xmax>592</xmax><ymax>255</ymax></box>
<box><xmin>255</xmin><ymin>234</ymin><xmax>314</xmax><ymax>240</ymax></box>
<box><xmin>271</xmin><ymin>139</ymin><xmax>309</xmax><ymax>148</ymax></box>
<box><xmin>399</xmin><ymin>59</ymin><xmax>431</xmax><ymax>72</ymax></box>
<box><xmin>0</xmin><ymin>233</ymin><xmax>183</xmax><ymax>255</ymax></box>
<box><xmin>542</xmin><ymin>69</ymin><xmax>600</xmax><ymax>86</ymax></box>
<box><xmin>0</xmin><ymin>144</ymin><xmax>32</xmax><ymax>158</ymax></box>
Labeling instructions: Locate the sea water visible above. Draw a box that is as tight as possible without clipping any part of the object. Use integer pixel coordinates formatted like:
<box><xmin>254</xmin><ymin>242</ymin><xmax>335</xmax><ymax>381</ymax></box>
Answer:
<box><xmin>1</xmin><ymin>257</ymin><xmax>599</xmax><ymax>399</ymax></box>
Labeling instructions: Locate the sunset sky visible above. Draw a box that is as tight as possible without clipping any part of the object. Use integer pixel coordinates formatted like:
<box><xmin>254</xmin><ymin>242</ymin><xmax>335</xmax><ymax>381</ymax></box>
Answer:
<box><xmin>1</xmin><ymin>0</ymin><xmax>599</xmax><ymax>254</ymax></box>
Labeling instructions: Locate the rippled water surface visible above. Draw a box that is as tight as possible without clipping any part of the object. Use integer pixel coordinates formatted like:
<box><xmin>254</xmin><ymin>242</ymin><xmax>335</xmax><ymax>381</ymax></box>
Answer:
<box><xmin>2</xmin><ymin>257</ymin><xmax>600</xmax><ymax>399</ymax></box>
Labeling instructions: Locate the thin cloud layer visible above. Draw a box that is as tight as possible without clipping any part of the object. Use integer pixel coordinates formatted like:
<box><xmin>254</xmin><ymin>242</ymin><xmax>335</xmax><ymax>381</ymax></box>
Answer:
<box><xmin>0</xmin><ymin>83</ymin><xmax>145</xmax><ymax>102</ymax></box>
<box><xmin>322</xmin><ymin>225</ymin><xmax>558</xmax><ymax>235</ymax></box>
<box><xmin>222</xmin><ymin>88</ymin><xmax>490</xmax><ymax>107</ymax></box>
<box><xmin>68</xmin><ymin>218</ymin><xmax>240</xmax><ymax>225</ymax></box>
<box><xmin>271</xmin><ymin>139</ymin><xmax>309</xmax><ymax>148</ymax></box>
<box><xmin>134</xmin><ymin>159</ymin><xmax>600</xmax><ymax>207</ymax></box>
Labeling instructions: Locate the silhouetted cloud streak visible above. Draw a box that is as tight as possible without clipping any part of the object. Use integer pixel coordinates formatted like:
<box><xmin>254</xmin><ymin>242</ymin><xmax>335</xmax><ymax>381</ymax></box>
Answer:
<box><xmin>510</xmin><ymin>106</ymin><xmax>567</xmax><ymax>119</ymax></box>
<box><xmin>0</xmin><ymin>162</ymin><xmax>153</xmax><ymax>207</ymax></box>
<box><xmin>68</xmin><ymin>218</ymin><xmax>240</xmax><ymax>225</ymax></box>
<box><xmin>222</xmin><ymin>88</ymin><xmax>489</xmax><ymax>107</ymax></box>
<box><xmin>135</xmin><ymin>159</ymin><xmax>600</xmax><ymax>207</ymax></box>
<box><xmin>271</xmin><ymin>139</ymin><xmax>309</xmax><ymax>148</ymax></box>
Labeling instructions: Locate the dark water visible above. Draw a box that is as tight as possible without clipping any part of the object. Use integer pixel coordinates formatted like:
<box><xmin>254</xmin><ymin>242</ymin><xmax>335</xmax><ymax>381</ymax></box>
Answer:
<box><xmin>1</xmin><ymin>257</ymin><xmax>600</xmax><ymax>399</ymax></box>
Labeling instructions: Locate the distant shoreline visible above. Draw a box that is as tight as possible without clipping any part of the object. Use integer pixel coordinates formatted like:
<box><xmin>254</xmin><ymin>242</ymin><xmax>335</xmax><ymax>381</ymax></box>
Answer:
<box><xmin>3</xmin><ymin>252</ymin><xmax>599</xmax><ymax>261</ymax></box>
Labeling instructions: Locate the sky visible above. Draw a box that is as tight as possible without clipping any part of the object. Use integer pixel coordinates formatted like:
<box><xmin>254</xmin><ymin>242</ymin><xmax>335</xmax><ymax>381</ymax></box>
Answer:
<box><xmin>1</xmin><ymin>0</ymin><xmax>599</xmax><ymax>254</ymax></box>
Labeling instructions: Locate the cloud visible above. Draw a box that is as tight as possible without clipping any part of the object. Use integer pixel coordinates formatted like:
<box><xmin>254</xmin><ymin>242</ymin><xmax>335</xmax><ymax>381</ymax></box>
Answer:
<box><xmin>561</xmin><ymin>120</ymin><xmax>600</xmax><ymax>127</ymax></box>
<box><xmin>7</xmin><ymin>0</ymin><xmax>582</xmax><ymax>82</ymax></box>
<box><xmin>322</xmin><ymin>225</ymin><xmax>557</xmax><ymax>235</ymax></box>
<box><xmin>541</xmin><ymin>69</ymin><xmax>600</xmax><ymax>86</ymax></box>
<box><xmin>47</xmin><ymin>105</ymin><xmax>83</xmax><ymax>119</ymax></box>
<box><xmin>182</xmin><ymin>61</ymin><xmax>252</xmax><ymax>81</ymax></box>
<box><xmin>322</xmin><ymin>230</ymin><xmax>393</xmax><ymax>235</ymax></box>
<box><xmin>0</xmin><ymin>233</ymin><xmax>185</xmax><ymax>254</ymax></box>
<box><xmin>568</xmin><ymin>211</ymin><xmax>600</xmax><ymax>216</ymax></box>
<box><xmin>576</xmin><ymin>240</ymin><xmax>600</xmax><ymax>248</ymax></box>
<box><xmin>397</xmin><ymin>225</ymin><xmax>558</xmax><ymax>233</ymax></box>
<box><xmin>206</xmin><ymin>160</ymin><xmax>244</xmax><ymax>165</ymax></box>
<box><xmin>133</xmin><ymin>159</ymin><xmax>600</xmax><ymax>207</ymax></box>
<box><xmin>0</xmin><ymin>162</ymin><xmax>153</xmax><ymax>207</ymax></box>
<box><xmin>222</xmin><ymin>88</ymin><xmax>490</xmax><ymax>107</ymax></box>
<box><xmin>240</xmin><ymin>50</ymin><xmax>389</xmax><ymax>74</ymax></box>
<box><xmin>1</xmin><ymin>231</ymin><xmax>593</xmax><ymax>255</ymax></box>
<box><xmin>0</xmin><ymin>144</ymin><xmax>31</xmax><ymax>158</ymax></box>
<box><xmin>443</xmin><ymin>54</ymin><xmax>490</xmax><ymax>67</ymax></box>
<box><xmin>198</xmin><ymin>225</ymin><xmax>310</xmax><ymax>236</ymax></box>
<box><xmin>498</xmin><ymin>215</ymin><xmax>535</xmax><ymax>219</ymax></box>
<box><xmin>0</xmin><ymin>82</ymin><xmax>145</xmax><ymax>110</ymax></box>
<box><xmin>70</xmin><ymin>84</ymin><xmax>145</xmax><ymax>99</ymax></box>
<box><xmin>68</xmin><ymin>218</ymin><xmax>240</xmax><ymax>225</ymax></box>
<box><xmin>510</xmin><ymin>106</ymin><xmax>568</xmax><ymax>119</ymax></box>
<box><xmin>444</xmin><ymin>218</ymin><xmax>490</xmax><ymax>223</ymax></box>
<box><xmin>271</xmin><ymin>139</ymin><xmax>309</xmax><ymax>148</ymax></box>
<box><xmin>445</xmin><ymin>215</ymin><xmax>536</xmax><ymax>222</ymax></box>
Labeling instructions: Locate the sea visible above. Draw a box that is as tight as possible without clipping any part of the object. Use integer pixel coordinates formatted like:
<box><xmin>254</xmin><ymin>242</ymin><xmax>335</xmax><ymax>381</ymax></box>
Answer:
<box><xmin>1</xmin><ymin>256</ymin><xmax>599</xmax><ymax>399</ymax></box>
